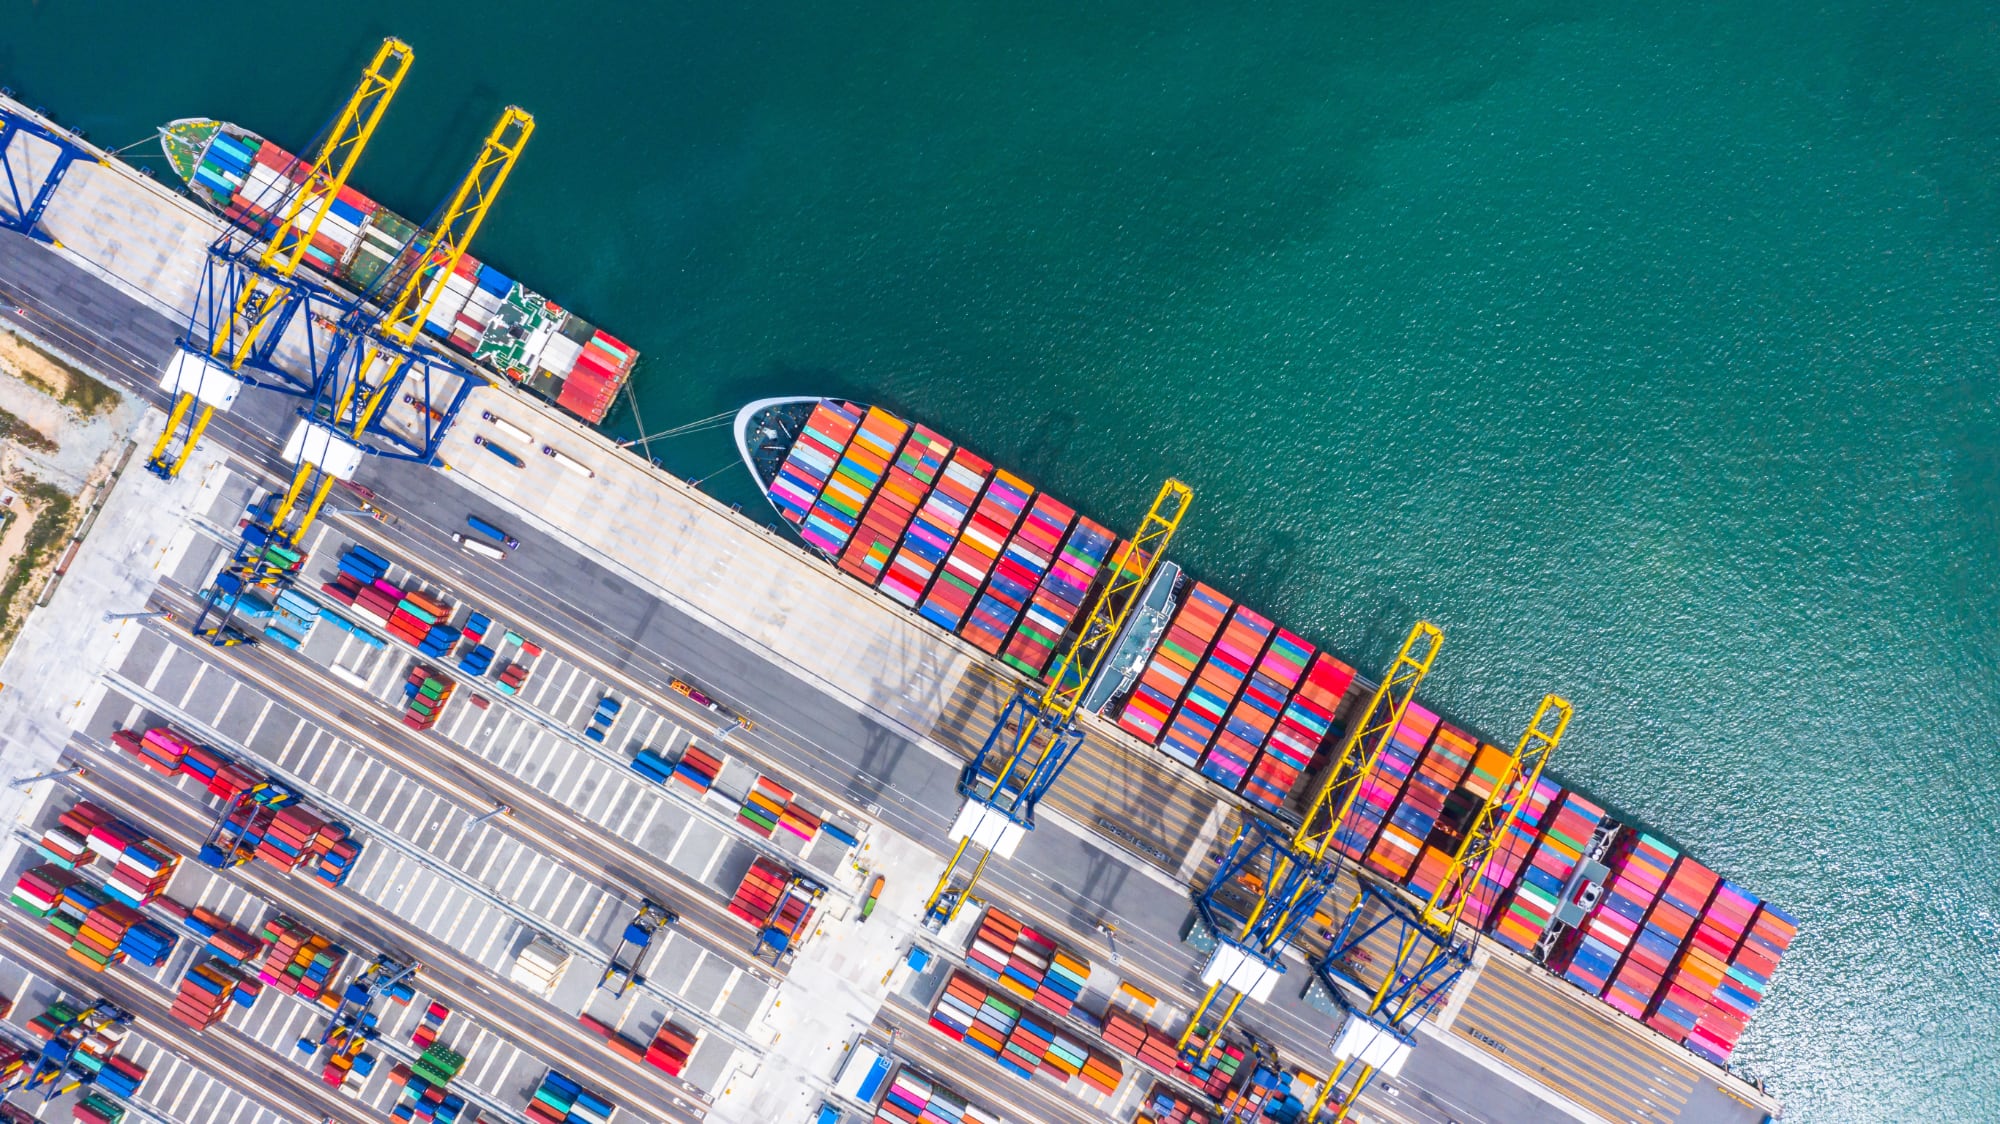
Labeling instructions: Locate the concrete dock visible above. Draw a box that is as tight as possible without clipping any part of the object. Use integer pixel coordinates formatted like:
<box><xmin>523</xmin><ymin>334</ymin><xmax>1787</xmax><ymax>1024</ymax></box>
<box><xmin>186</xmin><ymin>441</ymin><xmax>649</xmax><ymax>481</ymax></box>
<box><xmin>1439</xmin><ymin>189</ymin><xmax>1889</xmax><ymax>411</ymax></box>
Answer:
<box><xmin>0</xmin><ymin>92</ymin><xmax>1783</xmax><ymax>1124</ymax></box>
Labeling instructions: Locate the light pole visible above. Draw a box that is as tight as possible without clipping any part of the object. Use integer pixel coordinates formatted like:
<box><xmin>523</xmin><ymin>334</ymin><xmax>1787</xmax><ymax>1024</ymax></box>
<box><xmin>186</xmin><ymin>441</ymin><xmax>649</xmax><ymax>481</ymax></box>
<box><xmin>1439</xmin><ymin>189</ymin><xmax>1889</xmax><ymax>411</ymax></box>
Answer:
<box><xmin>1096</xmin><ymin>922</ymin><xmax>1121</xmax><ymax>966</ymax></box>
<box><xmin>10</xmin><ymin>765</ymin><xmax>81</xmax><ymax>789</ymax></box>
<box><xmin>102</xmin><ymin>609</ymin><xmax>174</xmax><ymax>623</ymax></box>
<box><xmin>468</xmin><ymin>804</ymin><xmax>511</xmax><ymax>827</ymax></box>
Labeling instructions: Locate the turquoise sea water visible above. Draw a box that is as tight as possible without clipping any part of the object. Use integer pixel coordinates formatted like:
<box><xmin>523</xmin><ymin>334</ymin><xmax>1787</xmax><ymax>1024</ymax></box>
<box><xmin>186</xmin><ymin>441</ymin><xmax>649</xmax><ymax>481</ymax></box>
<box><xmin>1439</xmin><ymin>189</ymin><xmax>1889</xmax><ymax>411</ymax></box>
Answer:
<box><xmin>7</xmin><ymin>3</ymin><xmax>1998</xmax><ymax>1119</ymax></box>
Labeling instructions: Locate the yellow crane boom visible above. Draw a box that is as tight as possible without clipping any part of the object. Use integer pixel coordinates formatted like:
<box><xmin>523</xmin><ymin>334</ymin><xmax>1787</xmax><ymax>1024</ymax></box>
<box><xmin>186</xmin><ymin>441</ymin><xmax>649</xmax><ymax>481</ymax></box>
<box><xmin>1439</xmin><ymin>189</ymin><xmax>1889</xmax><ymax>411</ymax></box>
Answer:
<box><xmin>1310</xmin><ymin>694</ymin><xmax>1572</xmax><ymax>1122</ymax></box>
<box><xmin>344</xmin><ymin>106</ymin><xmax>535</xmax><ymax>434</ymax></box>
<box><xmin>921</xmin><ymin>478</ymin><xmax>1193</xmax><ymax>925</ymax></box>
<box><xmin>1176</xmin><ymin>619</ymin><xmax>1444</xmax><ymax>1063</ymax></box>
<box><xmin>268</xmin><ymin>107</ymin><xmax>534</xmax><ymax>549</ymax></box>
<box><xmin>147</xmin><ymin>38</ymin><xmax>412</xmax><ymax>482</ymax></box>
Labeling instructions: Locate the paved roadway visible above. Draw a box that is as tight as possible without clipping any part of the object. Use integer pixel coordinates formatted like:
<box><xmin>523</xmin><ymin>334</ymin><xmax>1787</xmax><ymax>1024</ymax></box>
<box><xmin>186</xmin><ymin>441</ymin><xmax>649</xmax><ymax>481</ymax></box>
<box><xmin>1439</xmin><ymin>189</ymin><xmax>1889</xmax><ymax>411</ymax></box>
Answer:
<box><xmin>0</xmin><ymin>226</ymin><xmax>1773</xmax><ymax>1124</ymax></box>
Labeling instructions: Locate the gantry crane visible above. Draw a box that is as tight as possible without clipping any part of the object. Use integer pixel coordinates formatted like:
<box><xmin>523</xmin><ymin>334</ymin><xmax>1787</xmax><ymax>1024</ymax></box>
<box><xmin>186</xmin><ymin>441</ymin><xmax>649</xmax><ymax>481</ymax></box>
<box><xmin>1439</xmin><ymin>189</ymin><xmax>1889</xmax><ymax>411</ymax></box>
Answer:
<box><xmin>258</xmin><ymin>105</ymin><xmax>534</xmax><ymax>549</ymax></box>
<box><xmin>1176</xmin><ymin>620</ymin><xmax>1444</xmax><ymax>1065</ymax></box>
<box><xmin>1304</xmin><ymin>693</ymin><xmax>1570</xmax><ymax>1121</ymax></box>
<box><xmin>148</xmin><ymin>38</ymin><xmax>413</xmax><ymax>481</ymax></box>
<box><xmin>22</xmin><ymin>1001</ymin><xmax>130</xmax><ymax>1103</ymax></box>
<box><xmin>198</xmin><ymin>781</ymin><xmax>295</xmax><ymax>869</ymax></box>
<box><xmin>922</xmin><ymin>479</ymin><xmax>1193</xmax><ymax>929</ymax></box>
<box><xmin>299</xmin><ymin>952</ymin><xmax>417</xmax><ymax>1057</ymax></box>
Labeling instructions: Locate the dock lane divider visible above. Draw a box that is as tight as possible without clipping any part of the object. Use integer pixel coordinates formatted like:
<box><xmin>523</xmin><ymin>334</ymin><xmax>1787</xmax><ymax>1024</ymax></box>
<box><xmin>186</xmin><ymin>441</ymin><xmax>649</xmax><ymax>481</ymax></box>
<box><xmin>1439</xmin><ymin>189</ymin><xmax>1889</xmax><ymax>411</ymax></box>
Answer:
<box><xmin>99</xmin><ymin>670</ymin><xmax>773</xmax><ymax>1061</ymax></box>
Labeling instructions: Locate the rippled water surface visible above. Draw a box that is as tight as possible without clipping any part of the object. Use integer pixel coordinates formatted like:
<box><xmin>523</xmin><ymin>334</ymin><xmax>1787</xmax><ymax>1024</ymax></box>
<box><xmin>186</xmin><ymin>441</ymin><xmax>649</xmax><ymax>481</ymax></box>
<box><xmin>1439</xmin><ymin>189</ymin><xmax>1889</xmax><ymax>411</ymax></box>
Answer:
<box><xmin>8</xmin><ymin>2</ymin><xmax>1998</xmax><ymax>1118</ymax></box>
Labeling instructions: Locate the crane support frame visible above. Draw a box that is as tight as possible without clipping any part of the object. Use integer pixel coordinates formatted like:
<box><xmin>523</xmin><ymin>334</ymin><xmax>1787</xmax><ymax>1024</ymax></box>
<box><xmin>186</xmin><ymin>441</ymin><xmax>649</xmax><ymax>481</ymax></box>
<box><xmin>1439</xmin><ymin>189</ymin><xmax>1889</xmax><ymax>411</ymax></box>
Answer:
<box><xmin>1173</xmin><ymin>619</ymin><xmax>1445</xmax><ymax>1063</ymax></box>
<box><xmin>921</xmin><ymin>479</ymin><xmax>1192</xmax><ymax>928</ymax></box>
<box><xmin>0</xmin><ymin>109</ymin><xmax>94</xmax><ymax>243</ymax></box>
<box><xmin>1308</xmin><ymin>694</ymin><xmax>1574</xmax><ymax>1122</ymax></box>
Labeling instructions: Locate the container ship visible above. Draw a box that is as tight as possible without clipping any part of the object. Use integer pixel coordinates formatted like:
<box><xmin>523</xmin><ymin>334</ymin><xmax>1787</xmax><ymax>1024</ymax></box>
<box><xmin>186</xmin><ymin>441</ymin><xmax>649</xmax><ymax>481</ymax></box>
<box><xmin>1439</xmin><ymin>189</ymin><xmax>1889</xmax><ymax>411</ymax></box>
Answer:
<box><xmin>735</xmin><ymin>395</ymin><xmax>1798</xmax><ymax>1069</ymax></box>
<box><xmin>158</xmin><ymin>119</ymin><xmax>636</xmax><ymax>425</ymax></box>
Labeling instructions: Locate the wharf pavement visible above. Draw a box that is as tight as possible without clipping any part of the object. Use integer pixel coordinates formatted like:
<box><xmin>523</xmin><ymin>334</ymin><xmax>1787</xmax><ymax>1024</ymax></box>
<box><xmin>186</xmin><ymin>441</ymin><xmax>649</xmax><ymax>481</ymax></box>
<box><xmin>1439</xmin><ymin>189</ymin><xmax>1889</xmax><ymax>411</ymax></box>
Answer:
<box><xmin>0</xmin><ymin>94</ymin><xmax>1783</xmax><ymax>1124</ymax></box>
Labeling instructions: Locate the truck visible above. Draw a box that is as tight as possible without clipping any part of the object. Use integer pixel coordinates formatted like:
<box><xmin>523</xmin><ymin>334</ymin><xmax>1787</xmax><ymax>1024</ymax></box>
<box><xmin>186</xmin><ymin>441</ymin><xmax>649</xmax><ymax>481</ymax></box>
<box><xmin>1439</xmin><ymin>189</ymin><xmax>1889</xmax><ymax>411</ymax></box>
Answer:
<box><xmin>474</xmin><ymin>436</ymin><xmax>525</xmax><ymax>468</ymax></box>
<box><xmin>451</xmin><ymin>533</ymin><xmax>506</xmax><ymax>561</ymax></box>
<box><xmin>669</xmin><ymin>679</ymin><xmax>756</xmax><ymax>731</ymax></box>
<box><xmin>465</xmin><ymin>514</ymin><xmax>519</xmax><ymax>550</ymax></box>
<box><xmin>831</xmin><ymin>1037</ymin><xmax>894</xmax><ymax>1108</ymax></box>
<box><xmin>600</xmin><ymin>900</ymin><xmax>677</xmax><ymax>997</ymax></box>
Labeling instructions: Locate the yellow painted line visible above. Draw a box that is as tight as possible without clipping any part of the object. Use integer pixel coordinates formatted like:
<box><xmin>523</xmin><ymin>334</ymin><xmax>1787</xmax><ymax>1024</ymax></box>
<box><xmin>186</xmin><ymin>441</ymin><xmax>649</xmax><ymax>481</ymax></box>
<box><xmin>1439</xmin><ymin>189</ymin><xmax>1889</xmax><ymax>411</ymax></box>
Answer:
<box><xmin>1454</xmin><ymin>1002</ymin><xmax>1687</xmax><ymax>1124</ymax></box>
<box><xmin>1459</xmin><ymin>982</ymin><xmax>1692</xmax><ymax>1105</ymax></box>
<box><xmin>1472</xmin><ymin>964</ymin><xmax>1703</xmax><ymax>1092</ymax></box>
<box><xmin>1458</xmin><ymin>980</ymin><xmax>1695</xmax><ymax>1120</ymax></box>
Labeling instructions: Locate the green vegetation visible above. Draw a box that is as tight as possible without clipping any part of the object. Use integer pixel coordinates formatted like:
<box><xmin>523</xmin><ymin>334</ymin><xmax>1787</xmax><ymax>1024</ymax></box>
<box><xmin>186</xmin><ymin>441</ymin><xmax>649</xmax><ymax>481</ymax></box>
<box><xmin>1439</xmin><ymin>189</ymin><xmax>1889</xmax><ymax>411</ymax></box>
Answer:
<box><xmin>0</xmin><ymin>405</ymin><xmax>57</xmax><ymax>454</ymax></box>
<box><xmin>0</xmin><ymin>479</ymin><xmax>75</xmax><ymax>643</ymax></box>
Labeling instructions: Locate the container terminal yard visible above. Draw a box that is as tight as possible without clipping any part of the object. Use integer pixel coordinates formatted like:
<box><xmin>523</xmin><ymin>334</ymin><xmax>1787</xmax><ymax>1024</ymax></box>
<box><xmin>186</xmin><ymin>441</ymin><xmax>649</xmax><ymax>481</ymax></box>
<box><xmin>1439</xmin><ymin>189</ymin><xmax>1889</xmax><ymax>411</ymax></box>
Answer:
<box><xmin>0</xmin><ymin>48</ymin><xmax>1792</xmax><ymax>1124</ymax></box>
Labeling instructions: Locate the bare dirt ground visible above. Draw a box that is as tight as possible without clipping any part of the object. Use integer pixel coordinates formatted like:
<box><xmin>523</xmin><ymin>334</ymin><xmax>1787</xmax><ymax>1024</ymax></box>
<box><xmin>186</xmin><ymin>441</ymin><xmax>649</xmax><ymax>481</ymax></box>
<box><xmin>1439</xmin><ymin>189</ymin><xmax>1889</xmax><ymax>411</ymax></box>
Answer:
<box><xmin>0</xmin><ymin>327</ymin><xmax>136</xmax><ymax>656</ymax></box>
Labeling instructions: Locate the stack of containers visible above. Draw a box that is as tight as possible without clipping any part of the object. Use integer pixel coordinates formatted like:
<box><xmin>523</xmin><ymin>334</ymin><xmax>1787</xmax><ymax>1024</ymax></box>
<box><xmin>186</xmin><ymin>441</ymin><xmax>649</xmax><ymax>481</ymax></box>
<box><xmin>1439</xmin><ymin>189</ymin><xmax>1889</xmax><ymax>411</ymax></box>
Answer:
<box><xmin>880</xmin><ymin>448</ymin><xmax>993</xmax><ymax>610</ymax></box>
<box><xmin>670</xmin><ymin>746</ymin><xmax>722</xmax><ymax>794</ymax></box>
<box><xmin>193</xmin><ymin>129</ymin><xmax>255</xmax><ymax>201</ymax></box>
<box><xmin>737</xmin><ymin>776</ymin><xmax>793</xmax><ymax>838</ymax></box>
<box><xmin>388</xmin><ymin>1061</ymin><xmax>470</xmax><ymax>1124</ymax></box>
<box><xmin>1245</xmin><ymin>653</ymin><xmax>1355</xmax><ymax>814</ymax></box>
<box><xmin>525</xmin><ymin>1070</ymin><xmax>615</xmax><ymax>1124</ymax></box>
<box><xmin>553</xmin><ymin>330</ymin><xmax>640</xmax><ymax>424</ymax></box>
<box><xmin>1168</xmin><ymin>606</ymin><xmax>1273</xmax><ymax>773</ymax></box>
<box><xmin>1002</xmin><ymin>517</ymin><xmax>1115</xmax><ymax>676</ymax></box>
<box><xmin>1116</xmin><ymin>583</ymin><xmax>1231</xmax><ymax>745</ymax></box>
<box><xmin>1333</xmin><ymin>705</ymin><xmax>1439</xmax><ymax>860</ymax></box>
<box><xmin>1099</xmin><ymin>1009</ymin><xmax>1185</xmax><ymax>1079</ymax></box>
<box><xmin>1202</xmin><ymin>629</ymin><xmax>1310</xmax><ymax>797</ymax></box>
<box><xmin>1408</xmin><ymin>740</ymin><xmax>1512</xmax><ymax>896</ymax></box>
<box><xmin>1465</xmin><ymin>775</ymin><xmax>1561</xmax><ymax>934</ymax></box>
<box><xmin>1366</xmin><ymin>723</ymin><xmax>1476</xmax><ymax>885</ymax></box>
<box><xmin>403</xmin><ymin>665</ymin><xmax>456</xmax><ymax>731</ymax></box>
<box><xmin>1633</xmin><ymin>856</ymin><xmax>1719</xmax><ymax>1045</ymax></box>
<box><xmin>382</xmin><ymin>589</ymin><xmax>461</xmax><ymax>661</ymax></box>
<box><xmin>1552</xmin><ymin>829</ymin><xmax>1648</xmax><ymax>996</ymax></box>
<box><xmin>768</xmin><ymin>402</ymin><xmax>863</xmax><ymax>525</ymax></box>
<box><xmin>726</xmin><ymin>858</ymin><xmax>789</xmax><ymax>927</ymax></box>
<box><xmin>1691</xmin><ymin>902</ymin><xmax>1797</xmax><ymax>1065</ymax></box>
<box><xmin>930</xmin><ymin>970</ymin><xmax>1018</xmax><ymax>1056</ymax></box>
<box><xmin>33</xmin><ymin>821</ymin><xmax>95</xmax><ymax>872</ymax></box>
<box><xmin>1492</xmin><ymin>791</ymin><xmax>1605</xmax><ymax>955</ymax></box>
<box><xmin>839</xmin><ymin>425</ymin><xmax>952</xmax><ymax>585</ymax></box>
<box><xmin>1594</xmin><ymin>834</ymin><xmax>1681</xmax><ymax>1017</ymax></box>
<box><xmin>71</xmin><ymin>1091</ymin><xmax>127</xmax><ymax>1124</ymax></box>
<box><xmin>1660</xmin><ymin>882</ymin><xmax>1756</xmax><ymax>1061</ymax></box>
<box><xmin>800</xmin><ymin>407</ymin><xmax>908</xmax><ymax>557</ymax></box>
<box><xmin>1136</xmin><ymin>1082</ymin><xmax>1212</xmax><ymax>1124</ymax></box>
<box><xmin>964</xmin><ymin>908</ymin><xmax>1089</xmax><ymax>1013</ymax></box>
<box><xmin>346</xmin><ymin>206</ymin><xmax>414</xmax><ymax>292</ymax></box>
<box><xmin>411</xmin><ymin>1002</ymin><xmax>451</xmax><ymax>1050</ymax></box>
<box><xmin>510</xmin><ymin>938</ymin><xmax>572</xmax><ymax>999</ymax></box>
<box><xmin>107</xmin><ymin>727</ymin><xmax>192</xmax><ymax>776</ymax></box>
<box><xmin>872</xmin><ymin>1067</ymin><xmax>1003</xmax><ymax>1124</ymax></box>
<box><xmin>961</xmin><ymin>493</ymin><xmax>1075</xmax><ymax>656</ymax></box>
<box><xmin>1035</xmin><ymin>1016</ymin><xmax>1121</xmax><ymax>1094</ymax></box>
<box><xmin>920</xmin><ymin>469</ymin><xmax>1032</xmax><ymax>632</ymax></box>
<box><xmin>65</xmin><ymin>805</ymin><xmax>181</xmax><ymax>908</ymax></box>
<box><xmin>262</xmin><ymin>589</ymin><xmax>324</xmax><ymax>649</ymax></box>
<box><xmin>257</xmin><ymin>916</ymin><xmax>346</xmax><ymax>1002</ymax></box>
<box><xmin>171</xmin><ymin>957</ymin><xmax>245</xmax><ymax>1031</ymax></box>
<box><xmin>11</xmin><ymin>864</ymin><xmax>79</xmax><ymax>917</ymax></box>
<box><xmin>645</xmin><ymin>1022</ymin><xmax>698</xmax><ymax>1077</ymax></box>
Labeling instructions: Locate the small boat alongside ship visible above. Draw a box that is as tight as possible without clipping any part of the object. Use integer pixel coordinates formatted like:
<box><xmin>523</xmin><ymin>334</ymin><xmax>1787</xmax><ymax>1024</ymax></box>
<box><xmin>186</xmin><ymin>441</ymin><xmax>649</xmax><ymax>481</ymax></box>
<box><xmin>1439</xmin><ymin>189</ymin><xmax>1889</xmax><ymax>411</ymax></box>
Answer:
<box><xmin>158</xmin><ymin>118</ymin><xmax>637</xmax><ymax>425</ymax></box>
<box><xmin>733</xmin><ymin>394</ymin><xmax>1797</xmax><ymax>1069</ymax></box>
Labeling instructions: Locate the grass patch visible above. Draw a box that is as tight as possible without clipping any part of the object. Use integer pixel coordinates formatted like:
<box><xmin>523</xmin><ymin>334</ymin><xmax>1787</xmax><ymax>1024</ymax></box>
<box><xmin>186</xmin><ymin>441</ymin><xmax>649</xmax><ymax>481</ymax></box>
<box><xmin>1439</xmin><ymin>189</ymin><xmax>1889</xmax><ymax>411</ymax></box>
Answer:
<box><xmin>4</xmin><ymin>331</ymin><xmax>122</xmax><ymax>417</ymax></box>
<box><xmin>0</xmin><ymin>405</ymin><xmax>57</xmax><ymax>455</ymax></box>
<box><xmin>0</xmin><ymin>479</ymin><xmax>75</xmax><ymax>640</ymax></box>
